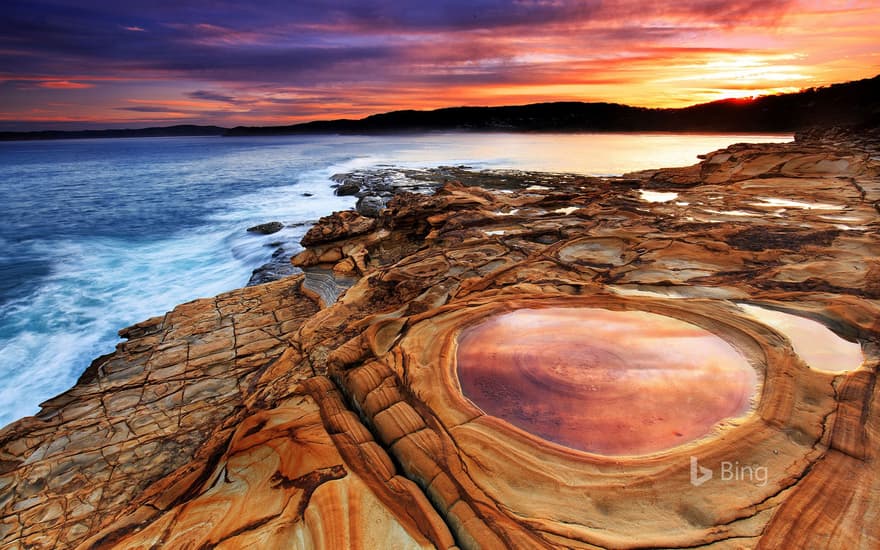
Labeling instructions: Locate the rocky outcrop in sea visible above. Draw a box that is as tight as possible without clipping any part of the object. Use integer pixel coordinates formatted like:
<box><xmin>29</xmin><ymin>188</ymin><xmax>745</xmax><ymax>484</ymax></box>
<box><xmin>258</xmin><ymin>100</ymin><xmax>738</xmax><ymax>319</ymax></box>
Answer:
<box><xmin>1</xmin><ymin>128</ymin><xmax>879</xmax><ymax>548</ymax></box>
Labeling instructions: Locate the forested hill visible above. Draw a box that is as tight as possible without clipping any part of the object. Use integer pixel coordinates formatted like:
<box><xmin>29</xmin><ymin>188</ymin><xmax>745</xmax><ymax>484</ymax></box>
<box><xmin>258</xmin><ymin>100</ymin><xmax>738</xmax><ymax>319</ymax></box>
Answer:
<box><xmin>3</xmin><ymin>74</ymin><xmax>877</xmax><ymax>140</ymax></box>
<box><xmin>228</xmin><ymin>74</ymin><xmax>880</xmax><ymax>135</ymax></box>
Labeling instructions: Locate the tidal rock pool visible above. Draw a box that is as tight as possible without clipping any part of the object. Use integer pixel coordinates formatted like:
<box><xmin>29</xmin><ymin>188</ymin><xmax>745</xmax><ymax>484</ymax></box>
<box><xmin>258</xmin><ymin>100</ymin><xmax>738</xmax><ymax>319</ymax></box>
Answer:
<box><xmin>737</xmin><ymin>303</ymin><xmax>863</xmax><ymax>373</ymax></box>
<box><xmin>456</xmin><ymin>307</ymin><xmax>758</xmax><ymax>455</ymax></box>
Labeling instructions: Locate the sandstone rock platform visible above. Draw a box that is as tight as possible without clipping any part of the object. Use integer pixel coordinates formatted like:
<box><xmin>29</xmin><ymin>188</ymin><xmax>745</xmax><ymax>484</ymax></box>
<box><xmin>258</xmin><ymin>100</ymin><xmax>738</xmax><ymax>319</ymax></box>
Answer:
<box><xmin>2</xmin><ymin>128</ymin><xmax>879</xmax><ymax>549</ymax></box>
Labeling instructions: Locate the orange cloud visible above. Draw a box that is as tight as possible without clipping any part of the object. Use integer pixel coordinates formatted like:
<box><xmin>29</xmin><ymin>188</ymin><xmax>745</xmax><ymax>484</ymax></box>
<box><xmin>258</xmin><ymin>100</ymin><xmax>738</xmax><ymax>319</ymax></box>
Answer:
<box><xmin>36</xmin><ymin>81</ymin><xmax>95</xmax><ymax>89</ymax></box>
<box><xmin>125</xmin><ymin>98</ymin><xmax>228</xmax><ymax>110</ymax></box>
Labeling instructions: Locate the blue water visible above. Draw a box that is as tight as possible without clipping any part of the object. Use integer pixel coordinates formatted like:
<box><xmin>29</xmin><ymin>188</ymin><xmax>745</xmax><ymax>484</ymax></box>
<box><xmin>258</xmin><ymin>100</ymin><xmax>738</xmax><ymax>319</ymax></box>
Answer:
<box><xmin>0</xmin><ymin>132</ymin><xmax>789</xmax><ymax>426</ymax></box>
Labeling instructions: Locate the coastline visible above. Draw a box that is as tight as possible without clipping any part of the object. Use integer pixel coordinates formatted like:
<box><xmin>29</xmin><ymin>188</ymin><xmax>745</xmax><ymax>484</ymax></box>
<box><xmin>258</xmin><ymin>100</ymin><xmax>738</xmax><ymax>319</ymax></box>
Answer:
<box><xmin>1</xmin><ymin>127</ymin><xmax>878</xmax><ymax>548</ymax></box>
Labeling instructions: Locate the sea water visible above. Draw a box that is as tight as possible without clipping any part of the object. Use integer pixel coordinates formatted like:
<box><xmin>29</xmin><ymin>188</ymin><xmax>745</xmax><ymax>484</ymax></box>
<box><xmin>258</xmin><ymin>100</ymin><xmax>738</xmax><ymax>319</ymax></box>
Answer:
<box><xmin>0</xmin><ymin>132</ymin><xmax>789</xmax><ymax>426</ymax></box>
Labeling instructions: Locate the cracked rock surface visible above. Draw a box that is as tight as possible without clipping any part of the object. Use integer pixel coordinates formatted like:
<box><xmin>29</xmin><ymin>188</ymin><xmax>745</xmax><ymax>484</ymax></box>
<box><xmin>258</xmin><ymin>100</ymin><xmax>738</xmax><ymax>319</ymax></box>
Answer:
<box><xmin>2</xmin><ymin>127</ymin><xmax>879</xmax><ymax>549</ymax></box>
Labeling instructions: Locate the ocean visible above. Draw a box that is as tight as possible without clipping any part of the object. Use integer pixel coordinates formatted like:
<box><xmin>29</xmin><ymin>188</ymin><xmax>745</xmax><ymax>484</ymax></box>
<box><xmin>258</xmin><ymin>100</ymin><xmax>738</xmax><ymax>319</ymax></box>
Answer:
<box><xmin>0</xmin><ymin>132</ymin><xmax>789</xmax><ymax>426</ymax></box>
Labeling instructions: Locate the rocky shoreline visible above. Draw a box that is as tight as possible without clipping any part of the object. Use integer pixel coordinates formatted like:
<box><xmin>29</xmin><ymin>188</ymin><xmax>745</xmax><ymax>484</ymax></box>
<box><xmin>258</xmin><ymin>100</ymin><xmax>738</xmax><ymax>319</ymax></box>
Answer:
<box><xmin>246</xmin><ymin>165</ymin><xmax>594</xmax><ymax>286</ymax></box>
<box><xmin>1</xmin><ymin>128</ymin><xmax>878</xmax><ymax>548</ymax></box>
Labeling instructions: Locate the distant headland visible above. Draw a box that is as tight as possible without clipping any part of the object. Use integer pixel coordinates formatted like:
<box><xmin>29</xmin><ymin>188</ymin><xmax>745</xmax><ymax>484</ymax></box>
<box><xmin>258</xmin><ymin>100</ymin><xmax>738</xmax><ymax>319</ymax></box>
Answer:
<box><xmin>2</xmin><ymin>74</ymin><xmax>878</xmax><ymax>141</ymax></box>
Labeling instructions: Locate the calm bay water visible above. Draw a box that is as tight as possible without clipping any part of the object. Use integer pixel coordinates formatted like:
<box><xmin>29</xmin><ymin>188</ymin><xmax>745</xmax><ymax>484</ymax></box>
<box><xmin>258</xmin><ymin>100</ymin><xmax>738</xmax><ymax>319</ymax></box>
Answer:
<box><xmin>0</xmin><ymin>132</ymin><xmax>789</xmax><ymax>426</ymax></box>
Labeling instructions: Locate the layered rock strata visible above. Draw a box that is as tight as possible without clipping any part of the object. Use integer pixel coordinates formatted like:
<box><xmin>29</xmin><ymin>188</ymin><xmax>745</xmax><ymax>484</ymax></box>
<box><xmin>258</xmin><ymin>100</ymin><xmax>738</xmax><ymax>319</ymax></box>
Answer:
<box><xmin>1</xmin><ymin>129</ymin><xmax>879</xmax><ymax>549</ymax></box>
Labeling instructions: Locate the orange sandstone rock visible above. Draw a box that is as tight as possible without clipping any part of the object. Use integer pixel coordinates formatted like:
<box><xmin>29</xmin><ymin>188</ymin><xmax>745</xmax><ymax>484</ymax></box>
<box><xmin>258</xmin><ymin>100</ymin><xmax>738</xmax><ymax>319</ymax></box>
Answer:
<box><xmin>2</xmin><ymin>129</ymin><xmax>879</xmax><ymax>549</ymax></box>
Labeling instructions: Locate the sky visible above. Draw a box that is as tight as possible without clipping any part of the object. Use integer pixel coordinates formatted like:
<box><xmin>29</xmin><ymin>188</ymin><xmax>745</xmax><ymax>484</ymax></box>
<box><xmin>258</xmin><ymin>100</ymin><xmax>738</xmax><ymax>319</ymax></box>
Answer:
<box><xmin>1</xmin><ymin>0</ymin><xmax>878</xmax><ymax>130</ymax></box>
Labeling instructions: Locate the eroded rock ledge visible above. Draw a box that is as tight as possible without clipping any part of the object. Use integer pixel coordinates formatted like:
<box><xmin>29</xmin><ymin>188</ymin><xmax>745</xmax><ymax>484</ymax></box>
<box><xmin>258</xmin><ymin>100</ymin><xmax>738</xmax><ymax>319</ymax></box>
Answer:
<box><xmin>1</xmin><ymin>129</ymin><xmax>879</xmax><ymax>549</ymax></box>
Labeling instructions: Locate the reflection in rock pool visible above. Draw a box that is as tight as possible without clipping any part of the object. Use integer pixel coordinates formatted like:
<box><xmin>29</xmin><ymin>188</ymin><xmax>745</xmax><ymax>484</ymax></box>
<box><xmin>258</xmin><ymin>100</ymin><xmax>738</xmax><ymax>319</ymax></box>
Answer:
<box><xmin>737</xmin><ymin>303</ymin><xmax>863</xmax><ymax>373</ymax></box>
<box><xmin>456</xmin><ymin>308</ymin><xmax>758</xmax><ymax>455</ymax></box>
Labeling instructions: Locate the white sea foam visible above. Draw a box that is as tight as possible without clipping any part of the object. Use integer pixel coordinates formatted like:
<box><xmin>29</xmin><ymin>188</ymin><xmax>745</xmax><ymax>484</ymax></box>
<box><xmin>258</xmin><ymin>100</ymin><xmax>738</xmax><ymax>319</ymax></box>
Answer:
<box><xmin>0</xmin><ymin>233</ymin><xmax>251</xmax><ymax>423</ymax></box>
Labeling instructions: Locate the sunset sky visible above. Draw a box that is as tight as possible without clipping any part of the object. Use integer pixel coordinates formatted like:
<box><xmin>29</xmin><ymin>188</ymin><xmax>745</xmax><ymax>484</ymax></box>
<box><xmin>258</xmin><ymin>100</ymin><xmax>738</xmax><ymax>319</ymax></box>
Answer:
<box><xmin>1</xmin><ymin>0</ymin><xmax>878</xmax><ymax>130</ymax></box>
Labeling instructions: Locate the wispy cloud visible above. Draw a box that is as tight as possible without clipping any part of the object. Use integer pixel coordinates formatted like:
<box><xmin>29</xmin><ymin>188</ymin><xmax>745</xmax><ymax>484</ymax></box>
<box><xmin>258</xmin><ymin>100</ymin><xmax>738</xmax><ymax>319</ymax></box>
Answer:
<box><xmin>186</xmin><ymin>90</ymin><xmax>241</xmax><ymax>103</ymax></box>
<box><xmin>116</xmin><ymin>105</ymin><xmax>188</xmax><ymax>113</ymax></box>
<box><xmin>36</xmin><ymin>80</ymin><xmax>94</xmax><ymax>89</ymax></box>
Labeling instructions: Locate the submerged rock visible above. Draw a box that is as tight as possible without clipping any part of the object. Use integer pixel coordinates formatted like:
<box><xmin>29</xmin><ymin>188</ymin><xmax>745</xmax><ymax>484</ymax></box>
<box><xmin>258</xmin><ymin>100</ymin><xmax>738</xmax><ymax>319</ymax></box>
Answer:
<box><xmin>331</xmin><ymin>174</ymin><xmax>361</xmax><ymax>196</ymax></box>
<box><xmin>2</xmin><ymin>127</ymin><xmax>880</xmax><ymax>549</ymax></box>
<box><xmin>245</xmin><ymin>220</ymin><xmax>283</xmax><ymax>234</ymax></box>
<box><xmin>247</xmin><ymin>246</ymin><xmax>299</xmax><ymax>286</ymax></box>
